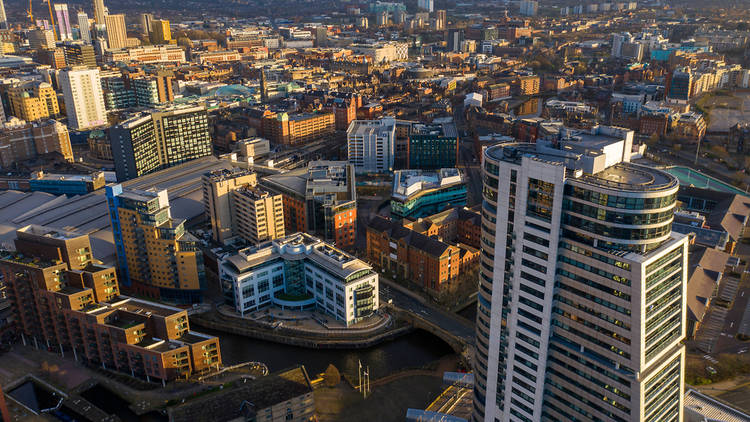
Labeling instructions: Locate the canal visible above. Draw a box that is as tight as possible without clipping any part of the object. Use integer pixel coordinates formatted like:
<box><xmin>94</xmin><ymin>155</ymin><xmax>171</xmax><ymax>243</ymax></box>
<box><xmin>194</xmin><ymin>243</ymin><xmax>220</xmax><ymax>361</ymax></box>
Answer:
<box><xmin>200</xmin><ymin>327</ymin><xmax>455</xmax><ymax>380</ymax></box>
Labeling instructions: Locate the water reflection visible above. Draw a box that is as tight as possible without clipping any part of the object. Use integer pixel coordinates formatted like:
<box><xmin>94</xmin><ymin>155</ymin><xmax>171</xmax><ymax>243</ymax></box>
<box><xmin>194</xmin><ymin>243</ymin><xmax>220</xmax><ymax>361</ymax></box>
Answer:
<box><xmin>204</xmin><ymin>328</ymin><xmax>454</xmax><ymax>379</ymax></box>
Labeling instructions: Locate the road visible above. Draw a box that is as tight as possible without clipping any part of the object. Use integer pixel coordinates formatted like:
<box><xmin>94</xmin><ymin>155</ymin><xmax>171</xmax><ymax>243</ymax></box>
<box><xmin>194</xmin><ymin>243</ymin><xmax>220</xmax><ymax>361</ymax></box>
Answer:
<box><xmin>379</xmin><ymin>279</ymin><xmax>476</xmax><ymax>345</ymax></box>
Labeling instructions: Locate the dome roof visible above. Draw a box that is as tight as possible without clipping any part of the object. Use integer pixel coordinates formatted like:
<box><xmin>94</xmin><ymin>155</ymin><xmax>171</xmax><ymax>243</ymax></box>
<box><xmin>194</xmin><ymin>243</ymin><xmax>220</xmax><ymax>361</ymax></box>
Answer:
<box><xmin>213</xmin><ymin>84</ymin><xmax>255</xmax><ymax>98</ymax></box>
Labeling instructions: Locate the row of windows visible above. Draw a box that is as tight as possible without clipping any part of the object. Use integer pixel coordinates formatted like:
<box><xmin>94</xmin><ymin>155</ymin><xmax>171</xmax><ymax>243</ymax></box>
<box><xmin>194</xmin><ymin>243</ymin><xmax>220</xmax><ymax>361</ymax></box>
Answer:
<box><xmin>565</xmin><ymin>185</ymin><xmax>676</xmax><ymax>210</ymax></box>
<box><xmin>558</xmin><ymin>255</ymin><xmax>630</xmax><ymax>286</ymax></box>
<box><xmin>560</xmin><ymin>242</ymin><xmax>631</xmax><ymax>270</ymax></box>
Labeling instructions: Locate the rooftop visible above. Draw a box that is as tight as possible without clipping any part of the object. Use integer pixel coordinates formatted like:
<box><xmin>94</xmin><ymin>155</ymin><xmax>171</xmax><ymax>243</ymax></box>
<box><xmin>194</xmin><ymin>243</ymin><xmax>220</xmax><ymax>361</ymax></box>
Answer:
<box><xmin>392</xmin><ymin>168</ymin><xmax>464</xmax><ymax>200</ymax></box>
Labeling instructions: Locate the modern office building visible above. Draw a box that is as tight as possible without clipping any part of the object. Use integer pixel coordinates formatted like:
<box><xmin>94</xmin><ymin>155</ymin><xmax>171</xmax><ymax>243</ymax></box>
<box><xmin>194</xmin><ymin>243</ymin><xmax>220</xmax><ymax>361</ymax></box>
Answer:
<box><xmin>232</xmin><ymin>186</ymin><xmax>286</xmax><ymax>245</ymax></box>
<box><xmin>106</xmin><ymin>184</ymin><xmax>207</xmax><ymax>304</ymax></box>
<box><xmin>105</xmin><ymin>14</ymin><xmax>128</xmax><ymax>50</ymax></box>
<box><xmin>261</xmin><ymin>161</ymin><xmax>357</xmax><ymax>249</ymax></box>
<box><xmin>391</xmin><ymin>168</ymin><xmax>466</xmax><ymax>219</ymax></box>
<box><xmin>408</xmin><ymin>122</ymin><xmax>459</xmax><ymax>170</ymax></box>
<box><xmin>474</xmin><ymin>125</ymin><xmax>688</xmax><ymax>422</ymax></box>
<box><xmin>149</xmin><ymin>20</ymin><xmax>172</xmax><ymax>45</ymax></box>
<box><xmin>346</xmin><ymin>118</ymin><xmax>396</xmax><ymax>174</ymax></box>
<box><xmin>417</xmin><ymin>0</ymin><xmax>434</xmax><ymax>12</ymax></box>
<box><xmin>77</xmin><ymin>11</ymin><xmax>92</xmax><ymax>43</ymax></box>
<box><xmin>54</xmin><ymin>4</ymin><xmax>73</xmax><ymax>40</ymax></box>
<box><xmin>29</xmin><ymin>170</ymin><xmax>106</xmax><ymax>195</ymax></box>
<box><xmin>666</xmin><ymin>68</ymin><xmax>693</xmax><ymax>103</ymax></box>
<box><xmin>109</xmin><ymin>105</ymin><xmax>212</xmax><ymax>181</ymax></box>
<box><xmin>58</xmin><ymin>66</ymin><xmax>107</xmax><ymax>130</ymax></box>
<box><xmin>0</xmin><ymin>226</ymin><xmax>221</xmax><ymax>381</ymax></box>
<box><xmin>103</xmin><ymin>45</ymin><xmax>187</xmax><ymax>64</ymax></box>
<box><xmin>202</xmin><ymin>169</ymin><xmax>259</xmax><ymax>244</ymax></box>
<box><xmin>219</xmin><ymin>233</ymin><xmax>378</xmax><ymax>326</ymax></box>
<box><xmin>6</xmin><ymin>81</ymin><xmax>59</xmax><ymax>122</ymax></box>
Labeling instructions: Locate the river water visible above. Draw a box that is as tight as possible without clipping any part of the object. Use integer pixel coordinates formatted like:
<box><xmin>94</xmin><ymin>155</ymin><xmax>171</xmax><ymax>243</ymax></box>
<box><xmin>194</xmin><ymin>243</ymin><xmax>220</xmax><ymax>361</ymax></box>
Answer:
<box><xmin>200</xmin><ymin>327</ymin><xmax>455</xmax><ymax>380</ymax></box>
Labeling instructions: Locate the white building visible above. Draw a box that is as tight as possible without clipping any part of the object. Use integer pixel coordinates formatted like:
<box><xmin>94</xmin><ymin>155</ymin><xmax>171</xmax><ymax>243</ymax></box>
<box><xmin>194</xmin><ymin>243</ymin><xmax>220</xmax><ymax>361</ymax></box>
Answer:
<box><xmin>0</xmin><ymin>0</ymin><xmax>7</xmax><ymax>30</ymax></box>
<box><xmin>346</xmin><ymin>118</ymin><xmax>396</xmax><ymax>174</ymax></box>
<box><xmin>474</xmin><ymin>125</ymin><xmax>688</xmax><ymax>422</ymax></box>
<box><xmin>58</xmin><ymin>67</ymin><xmax>107</xmax><ymax>130</ymax></box>
<box><xmin>77</xmin><ymin>11</ymin><xmax>91</xmax><ymax>44</ymax></box>
<box><xmin>220</xmin><ymin>233</ymin><xmax>379</xmax><ymax>326</ymax></box>
<box><xmin>519</xmin><ymin>0</ymin><xmax>538</xmax><ymax>16</ymax></box>
<box><xmin>417</xmin><ymin>0</ymin><xmax>434</xmax><ymax>12</ymax></box>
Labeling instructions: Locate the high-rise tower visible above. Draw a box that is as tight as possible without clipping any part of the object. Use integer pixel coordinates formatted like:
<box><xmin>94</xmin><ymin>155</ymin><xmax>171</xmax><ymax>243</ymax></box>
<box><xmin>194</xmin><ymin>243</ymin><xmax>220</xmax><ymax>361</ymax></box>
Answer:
<box><xmin>474</xmin><ymin>125</ymin><xmax>687</xmax><ymax>422</ymax></box>
<box><xmin>92</xmin><ymin>0</ymin><xmax>105</xmax><ymax>25</ymax></box>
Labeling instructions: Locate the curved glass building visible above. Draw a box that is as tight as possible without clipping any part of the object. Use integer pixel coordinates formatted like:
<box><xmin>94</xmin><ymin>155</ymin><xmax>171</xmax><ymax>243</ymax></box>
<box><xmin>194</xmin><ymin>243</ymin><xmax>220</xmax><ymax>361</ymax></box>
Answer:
<box><xmin>474</xmin><ymin>126</ymin><xmax>687</xmax><ymax>422</ymax></box>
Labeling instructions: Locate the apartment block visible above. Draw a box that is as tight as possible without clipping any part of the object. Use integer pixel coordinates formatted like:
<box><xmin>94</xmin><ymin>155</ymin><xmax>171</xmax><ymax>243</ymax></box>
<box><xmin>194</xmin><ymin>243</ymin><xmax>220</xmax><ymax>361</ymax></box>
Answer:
<box><xmin>106</xmin><ymin>184</ymin><xmax>207</xmax><ymax>304</ymax></box>
<box><xmin>109</xmin><ymin>106</ymin><xmax>212</xmax><ymax>181</ymax></box>
<box><xmin>58</xmin><ymin>66</ymin><xmax>107</xmax><ymax>130</ymax></box>
<box><xmin>0</xmin><ymin>226</ymin><xmax>221</xmax><ymax>381</ymax></box>
<box><xmin>474</xmin><ymin>126</ymin><xmax>687</xmax><ymax>422</ymax></box>
<box><xmin>220</xmin><ymin>233</ymin><xmax>378</xmax><ymax>326</ymax></box>
<box><xmin>232</xmin><ymin>186</ymin><xmax>285</xmax><ymax>245</ymax></box>
<box><xmin>202</xmin><ymin>169</ymin><xmax>259</xmax><ymax>244</ymax></box>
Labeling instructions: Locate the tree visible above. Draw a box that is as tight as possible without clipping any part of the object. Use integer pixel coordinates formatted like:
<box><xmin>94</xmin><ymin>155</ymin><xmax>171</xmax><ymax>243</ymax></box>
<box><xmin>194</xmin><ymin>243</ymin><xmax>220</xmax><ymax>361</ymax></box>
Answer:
<box><xmin>324</xmin><ymin>364</ymin><xmax>341</xmax><ymax>387</ymax></box>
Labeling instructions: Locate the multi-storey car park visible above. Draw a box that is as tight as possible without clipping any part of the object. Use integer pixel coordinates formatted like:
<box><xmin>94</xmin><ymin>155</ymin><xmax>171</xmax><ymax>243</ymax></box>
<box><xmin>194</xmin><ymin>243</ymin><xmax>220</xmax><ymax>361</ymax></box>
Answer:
<box><xmin>474</xmin><ymin>125</ymin><xmax>688</xmax><ymax>422</ymax></box>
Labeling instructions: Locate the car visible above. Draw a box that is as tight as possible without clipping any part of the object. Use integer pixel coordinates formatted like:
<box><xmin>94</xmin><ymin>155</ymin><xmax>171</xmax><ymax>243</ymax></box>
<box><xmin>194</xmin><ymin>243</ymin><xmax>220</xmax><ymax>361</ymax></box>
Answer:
<box><xmin>706</xmin><ymin>366</ymin><xmax>717</xmax><ymax>375</ymax></box>
<box><xmin>739</xmin><ymin>348</ymin><xmax>749</xmax><ymax>354</ymax></box>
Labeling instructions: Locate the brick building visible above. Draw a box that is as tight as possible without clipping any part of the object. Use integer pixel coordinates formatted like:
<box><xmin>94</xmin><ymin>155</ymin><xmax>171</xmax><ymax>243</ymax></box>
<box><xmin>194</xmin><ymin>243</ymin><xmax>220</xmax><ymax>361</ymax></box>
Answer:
<box><xmin>0</xmin><ymin>226</ymin><xmax>221</xmax><ymax>382</ymax></box>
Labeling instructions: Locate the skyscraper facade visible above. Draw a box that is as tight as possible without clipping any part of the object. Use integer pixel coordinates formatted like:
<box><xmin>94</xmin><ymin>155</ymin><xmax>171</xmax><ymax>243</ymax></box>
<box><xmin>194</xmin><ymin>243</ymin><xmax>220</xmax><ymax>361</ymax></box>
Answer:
<box><xmin>105</xmin><ymin>14</ymin><xmax>127</xmax><ymax>49</ymax></box>
<box><xmin>77</xmin><ymin>11</ymin><xmax>92</xmax><ymax>43</ymax></box>
<box><xmin>54</xmin><ymin>4</ymin><xmax>73</xmax><ymax>40</ymax></box>
<box><xmin>474</xmin><ymin>126</ymin><xmax>687</xmax><ymax>422</ymax></box>
<box><xmin>149</xmin><ymin>19</ymin><xmax>171</xmax><ymax>44</ymax></box>
<box><xmin>58</xmin><ymin>66</ymin><xmax>107</xmax><ymax>130</ymax></box>
<box><xmin>106</xmin><ymin>184</ymin><xmax>207</xmax><ymax>304</ymax></box>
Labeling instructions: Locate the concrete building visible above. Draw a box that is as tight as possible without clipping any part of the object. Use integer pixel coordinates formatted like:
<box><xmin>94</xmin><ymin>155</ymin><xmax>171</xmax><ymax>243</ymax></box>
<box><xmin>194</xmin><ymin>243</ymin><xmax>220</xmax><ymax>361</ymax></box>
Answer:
<box><xmin>0</xmin><ymin>0</ymin><xmax>6</xmax><ymax>30</ymax></box>
<box><xmin>0</xmin><ymin>226</ymin><xmax>221</xmax><ymax>381</ymax></box>
<box><xmin>63</xmin><ymin>42</ymin><xmax>97</xmax><ymax>67</ymax></box>
<box><xmin>391</xmin><ymin>168</ymin><xmax>466</xmax><ymax>219</ymax></box>
<box><xmin>58</xmin><ymin>66</ymin><xmax>107</xmax><ymax>130</ymax></box>
<box><xmin>109</xmin><ymin>105</ymin><xmax>212</xmax><ymax>181</ymax></box>
<box><xmin>0</xmin><ymin>118</ymin><xmax>73</xmax><ymax>167</ymax></box>
<box><xmin>220</xmin><ymin>233</ymin><xmax>378</xmax><ymax>325</ymax></box>
<box><xmin>202</xmin><ymin>169</ymin><xmax>259</xmax><ymax>244</ymax></box>
<box><xmin>261</xmin><ymin>161</ymin><xmax>357</xmax><ymax>249</ymax></box>
<box><xmin>77</xmin><ymin>11</ymin><xmax>91</xmax><ymax>43</ymax></box>
<box><xmin>140</xmin><ymin>13</ymin><xmax>154</xmax><ymax>35</ymax></box>
<box><xmin>93</xmin><ymin>0</ymin><xmax>105</xmax><ymax>25</ymax></box>
<box><xmin>347</xmin><ymin>118</ymin><xmax>397</xmax><ymax>174</ymax></box>
<box><xmin>6</xmin><ymin>81</ymin><xmax>59</xmax><ymax>122</ymax></box>
<box><xmin>105</xmin><ymin>14</ymin><xmax>128</xmax><ymax>50</ymax></box>
<box><xmin>473</xmin><ymin>126</ymin><xmax>687</xmax><ymax>422</ymax></box>
<box><xmin>106</xmin><ymin>184</ymin><xmax>207</xmax><ymax>304</ymax></box>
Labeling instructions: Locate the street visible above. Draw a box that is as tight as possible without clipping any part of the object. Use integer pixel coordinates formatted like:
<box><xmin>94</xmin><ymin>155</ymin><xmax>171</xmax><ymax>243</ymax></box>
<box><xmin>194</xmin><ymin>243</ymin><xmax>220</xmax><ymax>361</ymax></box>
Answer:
<box><xmin>379</xmin><ymin>279</ymin><xmax>475</xmax><ymax>345</ymax></box>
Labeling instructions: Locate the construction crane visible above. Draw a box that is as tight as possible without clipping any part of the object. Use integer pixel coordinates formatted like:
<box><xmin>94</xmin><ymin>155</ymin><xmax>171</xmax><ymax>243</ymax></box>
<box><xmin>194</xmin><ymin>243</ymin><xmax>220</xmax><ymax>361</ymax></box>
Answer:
<box><xmin>27</xmin><ymin>0</ymin><xmax>33</xmax><ymax>23</ymax></box>
<box><xmin>45</xmin><ymin>0</ymin><xmax>58</xmax><ymax>40</ymax></box>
